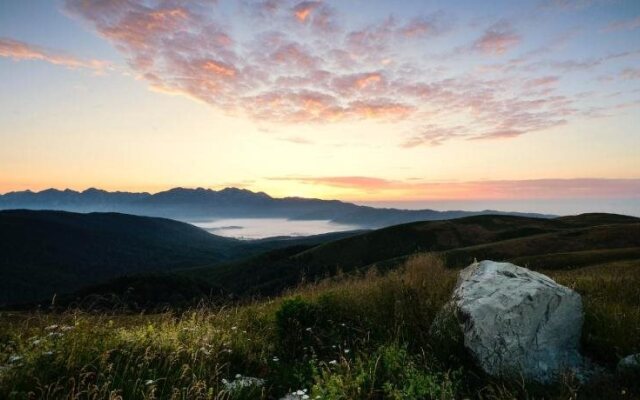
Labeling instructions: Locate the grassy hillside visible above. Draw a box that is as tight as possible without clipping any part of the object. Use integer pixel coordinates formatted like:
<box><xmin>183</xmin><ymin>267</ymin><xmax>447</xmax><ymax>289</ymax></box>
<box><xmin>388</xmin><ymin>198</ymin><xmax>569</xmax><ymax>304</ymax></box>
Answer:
<box><xmin>183</xmin><ymin>213</ymin><xmax>640</xmax><ymax>297</ymax></box>
<box><xmin>0</xmin><ymin>210</ymin><xmax>365</xmax><ymax>306</ymax></box>
<box><xmin>0</xmin><ymin>210</ymin><xmax>243</xmax><ymax>306</ymax></box>
<box><xmin>1</xmin><ymin>254</ymin><xmax>638</xmax><ymax>399</ymax></box>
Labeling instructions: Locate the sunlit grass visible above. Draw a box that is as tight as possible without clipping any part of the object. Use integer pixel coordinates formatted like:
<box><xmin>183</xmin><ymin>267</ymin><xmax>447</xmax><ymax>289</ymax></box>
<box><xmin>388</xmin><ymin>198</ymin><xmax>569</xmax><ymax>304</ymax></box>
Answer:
<box><xmin>0</xmin><ymin>254</ymin><xmax>638</xmax><ymax>399</ymax></box>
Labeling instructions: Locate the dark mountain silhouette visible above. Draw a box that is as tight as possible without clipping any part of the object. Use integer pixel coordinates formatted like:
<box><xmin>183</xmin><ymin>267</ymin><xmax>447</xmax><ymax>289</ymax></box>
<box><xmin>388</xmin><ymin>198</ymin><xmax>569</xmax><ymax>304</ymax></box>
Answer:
<box><xmin>0</xmin><ymin>187</ymin><xmax>552</xmax><ymax>228</ymax></box>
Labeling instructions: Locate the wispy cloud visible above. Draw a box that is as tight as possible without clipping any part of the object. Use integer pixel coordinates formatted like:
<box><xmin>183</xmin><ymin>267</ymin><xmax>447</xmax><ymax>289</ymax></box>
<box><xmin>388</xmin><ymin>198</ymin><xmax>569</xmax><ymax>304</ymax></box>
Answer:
<box><xmin>621</xmin><ymin>67</ymin><xmax>640</xmax><ymax>80</ymax></box>
<box><xmin>271</xmin><ymin>176</ymin><xmax>640</xmax><ymax>199</ymax></box>
<box><xmin>472</xmin><ymin>21</ymin><xmax>521</xmax><ymax>55</ymax></box>
<box><xmin>61</xmin><ymin>0</ymin><xmax>639</xmax><ymax>148</ymax></box>
<box><xmin>0</xmin><ymin>37</ymin><xmax>109</xmax><ymax>73</ymax></box>
<box><xmin>603</xmin><ymin>16</ymin><xmax>640</xmax><ymax>32</ymax></box>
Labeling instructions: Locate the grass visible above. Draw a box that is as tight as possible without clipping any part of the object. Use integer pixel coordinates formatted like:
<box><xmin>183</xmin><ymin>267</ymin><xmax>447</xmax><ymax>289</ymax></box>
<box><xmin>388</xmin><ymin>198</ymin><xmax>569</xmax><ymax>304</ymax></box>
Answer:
<box><xmin>1</xmin><ymin>254</ymin><xmax>639</xmax><ymax>399</ymax></box>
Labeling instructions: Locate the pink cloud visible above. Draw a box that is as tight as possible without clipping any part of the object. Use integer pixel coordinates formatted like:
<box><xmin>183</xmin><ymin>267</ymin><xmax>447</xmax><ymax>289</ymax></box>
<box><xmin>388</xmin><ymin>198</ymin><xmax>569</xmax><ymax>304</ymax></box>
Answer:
<box><xmin>621</xmin><ymin>68</ymin><xmax>640</xmax><ymax>80</ymax></box>
<box><xmin>0</xmin><ymin>37</ymin><xmax>109</xmax><ymax>72</ymax></box>
<box><xmin>398</xmin><ymin>12</ymin><xmax>452</xmax><ymax>38</ymax></box>
<box><xmin>524</xmin><ymin>76</ymin><xmax>560</xmax><ymax>88</ymax></box>
<box><xmin>272</xmin><ymin>176</ymin><xmax>640</xmax><ymax>199</ymax></box>
<box><xmin>60</xmin><ymin>0</ymin><xmax>630</xmax><ymax>147</ymax></box>
<box><xmin>603</xmin><ymin>16</ymin><xmax>640</xmax><ymax>32</ymax></box>
<box><xmin>473</xmin><ymin>21</ymin><xmax>521</xmax><ymax>55</ymax></box>
<box><xmin>293</xmin><ymin>1</ymin><xmax>321</xmax><ymax>22</ymax></box>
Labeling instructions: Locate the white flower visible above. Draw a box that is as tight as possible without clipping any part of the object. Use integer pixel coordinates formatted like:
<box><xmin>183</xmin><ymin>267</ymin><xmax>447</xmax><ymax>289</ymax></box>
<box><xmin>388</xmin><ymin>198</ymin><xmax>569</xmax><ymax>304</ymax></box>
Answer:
<box><xmin>344</xmin><ymin>349</ymin><xmax>350</xmax><ymax>354</ymax></box>
<box><xmin>61</xmin><ymin>325</ymin><xmax>75</xmax><ymax>332</ymax></box>
<box><xmin>231</xmin><ymin>326</ymin><xmax>238</xmax><ymax>330</ymax></box>
<box><xmin>328</xmin><ymin>360</ymin><xmax>337</xmax><ymax>365</ymax></box>
<box><xmin>8</xmin><ymin>355</ymin><xmax>22</xmax><ymax>363</ymax></box>
<box><xmin>272</xmin><ymin>356</ymin><xmax>280</xmax><ymax>362</ymax></box>
<box><xmin>305</xmin><ymin>327</ymin><xmax>312</xmax><ymax>332</ymax></box>
<box><xmin>145</xmin><ymin>379</ymin><xmax>155</xmax><ymax>386</ymax></box>
<box><xmin>45</xmin><ymin>325</ymin><xmax>59</xmax><ymax>331</ymax></box>
<box><xmin>222</xmin><ymin>376</ymin><xmax>265</xmax><ymax>392</ymax></box>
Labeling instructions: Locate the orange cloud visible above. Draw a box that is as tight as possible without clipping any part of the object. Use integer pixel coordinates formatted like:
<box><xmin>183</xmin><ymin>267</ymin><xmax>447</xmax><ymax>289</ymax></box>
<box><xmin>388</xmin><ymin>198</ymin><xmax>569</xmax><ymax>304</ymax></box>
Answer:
<box><xmin>293</xmin><ymin>1</ymin><xmax>321</xmax><ymax>22</ymax></box>
<box><xmin>348</xmin><ymin>100</ymin><xmax>414</xmax><ymax>119</ymax></box>
<box><xmin>201</xmin><ymin>60</ymin><xmax>237</xmax><ymax>77</ymax></box>
<box><xmin>271</xmin><ymin>177</ymin><xmax>640</xmax><ymax>200</ymax></box>
<box><xmin>62</xmin><ymin>0</ymin><xmax>628</xmax><ymax>144</ymax></box>
<box><xmin>0</xmin><ymin>37</ymin><xmax>109</xmax><ymax>72</ymax></box>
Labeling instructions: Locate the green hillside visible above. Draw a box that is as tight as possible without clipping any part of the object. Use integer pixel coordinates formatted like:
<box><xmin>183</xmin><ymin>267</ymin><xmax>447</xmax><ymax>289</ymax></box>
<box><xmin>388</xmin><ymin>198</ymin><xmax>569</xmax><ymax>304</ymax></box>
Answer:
<box><xmin>182</xmin><ymin>213</ymin><xmax>640</xmax><ymax>297</ymax></box>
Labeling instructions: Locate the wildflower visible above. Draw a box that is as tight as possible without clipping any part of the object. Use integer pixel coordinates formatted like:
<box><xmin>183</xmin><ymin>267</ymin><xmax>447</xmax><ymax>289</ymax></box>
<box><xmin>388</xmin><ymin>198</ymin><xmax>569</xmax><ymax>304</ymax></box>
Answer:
<box><xmin>45</xmin><ymin>325</ymin><xmax>59</xmax><ymax>331</ymax></box>
<box><xmin>61</xmin><ymin>325</ymin><xmax>75</xmax><ymax>332</ymax></box>
<box><xmin>222</xmin><ymin>376</ymin><xmax>264</xmax><ymax>392</ymax></box>
<box><xmin>231</xmin><ymin>326</ymin><xmax>237</xmax><ymax>331</ymax></box>
<box><xmin>344</xmin><ymin>349</ymin><xmax>350</xmax><ymax>354</ymax></box>
<box><xmin>305</xmin><ymin>327</ymin><xmax>312</xmax><ymax>332</ymax></box>
<box><xmin>328</xmin><ymin>360</ymin><xmax>337</xmax><ymax>365</ymax></box>
<box><xmin>145</xmin><ymin>379</ymin><xmax>155</xmax><ymax>386</ymax></box>
<box><xmin>272</xmin><ymin>356</ymin><xmax>280</xmax><ymax>362</ymax></box>
<box><xmin>8</xmin><ymin>355</ymin><xmax>22</xmax><ymax>363</ymax></box>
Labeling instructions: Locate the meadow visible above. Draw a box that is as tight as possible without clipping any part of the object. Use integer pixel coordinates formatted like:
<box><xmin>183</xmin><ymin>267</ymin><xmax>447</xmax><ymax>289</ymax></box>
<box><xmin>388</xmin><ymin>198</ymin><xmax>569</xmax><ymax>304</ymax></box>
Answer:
<box><xmin>1</xmin><ymin>254</ymin><xmax>638</xmax><ymax>399</ymax></box>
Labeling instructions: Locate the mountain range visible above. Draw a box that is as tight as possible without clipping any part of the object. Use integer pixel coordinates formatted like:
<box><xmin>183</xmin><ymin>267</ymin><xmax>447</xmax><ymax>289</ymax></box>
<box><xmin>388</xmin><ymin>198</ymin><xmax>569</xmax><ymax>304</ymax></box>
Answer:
<box><xmin>0</xmin><ymin>187</ymin><xmax>552</xmax><ymax>228</ymax></box>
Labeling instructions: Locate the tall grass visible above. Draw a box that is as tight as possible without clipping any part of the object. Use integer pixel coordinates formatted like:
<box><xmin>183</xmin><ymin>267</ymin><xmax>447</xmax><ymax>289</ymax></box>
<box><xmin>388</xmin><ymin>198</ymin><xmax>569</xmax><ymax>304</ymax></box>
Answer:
<box><xmin>0</xmin><ymin>254</ymin><xmax>638</xmax><ymax>399</ymax></box>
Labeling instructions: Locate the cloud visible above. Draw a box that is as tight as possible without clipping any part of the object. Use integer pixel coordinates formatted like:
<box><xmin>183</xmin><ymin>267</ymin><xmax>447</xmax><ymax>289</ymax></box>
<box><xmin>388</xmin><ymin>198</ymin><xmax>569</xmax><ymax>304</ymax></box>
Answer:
<box><xmin>292</xmin><ymin>1</ymin><xmax>321</xmax><ymax>22</ymax></box>
<box><xmin>0</xmin><ymin>37</ymin><xmax>109</xmax><ymax>72</ymax></box>
<box><xmin>271</xmin><ymin>176</ymin><xmax>640</xmax><ymax>199</ymax></box>
<box><xmin>279</xmin><ymin>136</ymin><xmax>314</xmax><ymax>144</ymax></box>
<box><xmin>621</xmin><ymin>68</ymin><xmax>640</xmax><ymax>80</ymax></box>
<box><xmin>402</xmin><ymin>125</ymin><xmax>468</xmax><ymax>147</ymax></box>
<box><xmin>398</xmin><ymin>12</ymin><xmax>452</xmax><ymax>38</ymax></box>
<box><xmin>603</xmin><ymin>16</ymin><xmax>640</xmax><ymax>32</ymax></box>
<box><xmin>524</xmin><ymin>76</ymin><xmax>560</xmax><ymax>88</ymax></box>
<box><xmin>472</xmin><ymin>21</ymin><xmax>521</xmax><ymax>55</ymax></box>
<box><xmin>61</xmin><ymin>0</ymin><xmax>633</xmax><ymax>147</ymax></box>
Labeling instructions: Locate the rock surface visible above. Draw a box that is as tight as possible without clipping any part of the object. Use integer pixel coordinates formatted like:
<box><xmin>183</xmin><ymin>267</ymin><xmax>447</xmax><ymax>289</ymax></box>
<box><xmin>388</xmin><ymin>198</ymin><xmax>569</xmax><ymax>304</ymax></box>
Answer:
<box><xmin>451</xmin><ymin>260</ymin><xmax>584</xmax><ymax>383</ymax></box>
<box><xmin>618</xmin><ymin>354</ymin><xmax>640</xmax><ymax>375</ymax></box>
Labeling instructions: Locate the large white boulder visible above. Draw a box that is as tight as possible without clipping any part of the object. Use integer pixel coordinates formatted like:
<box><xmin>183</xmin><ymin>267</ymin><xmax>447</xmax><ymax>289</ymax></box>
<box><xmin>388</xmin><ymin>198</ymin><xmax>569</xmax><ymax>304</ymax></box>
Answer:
<box><xmin>452</xmin><ymin>260</ymin><xmax>584</xmax><ymax>383</ymax></box>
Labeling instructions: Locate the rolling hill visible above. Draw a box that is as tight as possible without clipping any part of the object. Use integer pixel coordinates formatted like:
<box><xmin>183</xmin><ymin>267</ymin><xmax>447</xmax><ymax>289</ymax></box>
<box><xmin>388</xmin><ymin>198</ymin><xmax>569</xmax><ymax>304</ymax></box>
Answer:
<box><xmin>0</xmin><ymin>210</ymin><xmax>363</xmax><ymax>306</ymax></box>
<box><xmin>179</xmin><ymin>213</ymin><xmax>640</xmax><ymax>297</ymax></box>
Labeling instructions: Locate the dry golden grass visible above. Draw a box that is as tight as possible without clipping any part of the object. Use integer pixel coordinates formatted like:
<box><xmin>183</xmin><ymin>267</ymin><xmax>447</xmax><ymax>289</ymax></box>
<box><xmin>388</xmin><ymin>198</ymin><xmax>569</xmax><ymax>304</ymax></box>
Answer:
<box><xmin>0</xmin><ymin>254</ymin><xmax>638</xmax><ymax>399</ymax></box>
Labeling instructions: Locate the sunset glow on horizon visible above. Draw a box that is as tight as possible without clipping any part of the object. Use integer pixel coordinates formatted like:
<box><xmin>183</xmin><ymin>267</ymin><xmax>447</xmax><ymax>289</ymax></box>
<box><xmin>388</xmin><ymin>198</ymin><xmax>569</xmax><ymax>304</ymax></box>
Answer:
<box><xmin>1</xmin><ymin>0</ymin><xmax>639</xmax><ymax>204</ymax></box>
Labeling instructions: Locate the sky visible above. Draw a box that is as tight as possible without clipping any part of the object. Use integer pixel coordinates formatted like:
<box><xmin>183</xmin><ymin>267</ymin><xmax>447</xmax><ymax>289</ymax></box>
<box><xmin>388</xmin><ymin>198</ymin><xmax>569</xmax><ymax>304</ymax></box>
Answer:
<box><xmin>0</xmin><ymin>0</ymin><xmax>639</xmax><ymax>209</ymax></box>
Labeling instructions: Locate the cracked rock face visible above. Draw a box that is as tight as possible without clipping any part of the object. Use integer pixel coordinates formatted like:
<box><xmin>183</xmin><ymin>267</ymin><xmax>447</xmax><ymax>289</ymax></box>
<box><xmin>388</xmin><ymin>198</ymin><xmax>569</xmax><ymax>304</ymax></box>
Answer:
<box><xmin>452</xmin><ymin>260</ymin><xmax>584</xmax><ymax>383</ymax></box>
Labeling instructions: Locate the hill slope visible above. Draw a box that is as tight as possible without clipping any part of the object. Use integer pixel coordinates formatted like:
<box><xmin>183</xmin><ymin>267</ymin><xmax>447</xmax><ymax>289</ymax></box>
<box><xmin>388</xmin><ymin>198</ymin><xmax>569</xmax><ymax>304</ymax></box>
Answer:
<box><xmin>182</xmin><ymin>213</ymin><xmax>640</xmax><ymax>296</ymax></box>
<box><xmin>0</xmin><ymin>210</ymin><xmax>246</xmax><ymax>305</ymax></box>
<box><xmin>0</xmin><ymin>210</ymin><xmax>367</xmax><ymax>306</ymax></box>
